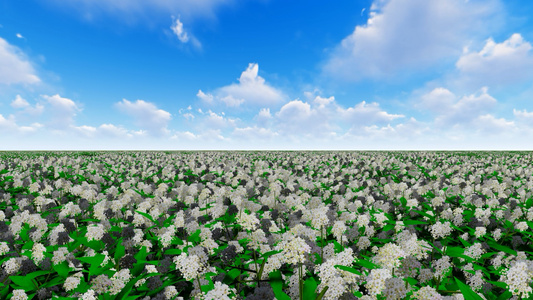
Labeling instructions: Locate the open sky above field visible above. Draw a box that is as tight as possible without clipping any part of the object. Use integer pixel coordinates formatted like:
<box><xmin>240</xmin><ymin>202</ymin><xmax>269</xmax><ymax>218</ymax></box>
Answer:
<box><xmin>2</xmin><ymin>0</ymin><xmax>533</xmax><ymax>150</ymax></box>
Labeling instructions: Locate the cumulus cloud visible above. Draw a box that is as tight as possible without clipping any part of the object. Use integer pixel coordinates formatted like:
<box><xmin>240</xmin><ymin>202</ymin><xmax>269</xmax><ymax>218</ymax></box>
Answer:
<box><xmin>417</xmin><ymin>87</ymin><xmax>498</xmax><ymax>128</ymax></box>
<box><xmin>197</xmin><ymin>90</ymin><xmax>214</xmax><ymax>104</ymax></box>
<box><xmin>74</xmin><ymin>123</ymin><xmax>132</xmax><ymax>138</ymax></box>
<box><xmin>0</xmin><ymin>113</ymin><xmax>42</xmax><ymax>135</ymax></box>
<box><xmin>115</xmin><ymin>99</ymin><xmax>172</xmax><ymax>136</ymax></box>
<box><xmin>474</xmin><ymin>114</ymin><xmax>515</xmax><ymax>135</ymax></box>
<box><xmin>255</xmin><ymin>108</ymin><xmax>272</xmax><ymax>127</ymax></box>
<box><xmin>0</xmin><ymin>37</ymin><xmax>40</xmax><ymax>85</ymax></box>
<box><xmin>455</xmin><ymin>33</ymin><xmax>533</xmax><ymax>87</ymax></box>
<box><xmin>274</xmin><ymin>95</ymin><xmax>401</xmax><ymax>138</ymax></box>
<box><xmin>198</xmin><ymin>63</ymin><xmax>286</xmax><ymax>107</ymax></box>
<box><xmin>323</xmin><ymin>0</ymin><xmax>500</xmax><ymax>81</ymax></box>
<box><xmin>42</xmin><ymin>94</ymin><xmax>81</xmax><ymax>129</ymax></box>
<box><xmin>11</xmin><ymin>95</ymin><xmax>44</xmax><ymax>116</ymax></box>
<box><xmin>337</xmin><ymin>100</ymin><xmax>404</xmax><ymax>127</ymax></box>
<box><xmin>232</xmin><ymin>126</ymin><xmax>278</xmax><ymax>140</ymax></box>
<box><xmin>11</xmin><ymin>95</ymin><xmax>29</xmax><ymax>108</ymax></box>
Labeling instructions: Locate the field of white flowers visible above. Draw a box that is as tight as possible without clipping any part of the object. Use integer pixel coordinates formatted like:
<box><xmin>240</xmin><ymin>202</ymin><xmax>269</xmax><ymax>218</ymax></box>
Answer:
<box><xmin>0</xmin><ymin>151</ymin><xmax>532</xmax><ymax>300</ymax></box>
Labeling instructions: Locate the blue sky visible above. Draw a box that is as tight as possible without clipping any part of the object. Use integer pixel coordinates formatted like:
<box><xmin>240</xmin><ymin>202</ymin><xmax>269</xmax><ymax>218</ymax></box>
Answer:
<box><xmin>2</xmin><ymin>0</ymin><xmax>533</xmax><ymax>150</ymax></box>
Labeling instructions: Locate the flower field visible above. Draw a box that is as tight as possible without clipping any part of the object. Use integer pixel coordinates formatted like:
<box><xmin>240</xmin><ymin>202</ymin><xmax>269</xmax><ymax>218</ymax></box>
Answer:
<box><xmin>0</xmin><ymin>151</ymin><xmax>532</xmax><ymax>300</ymax></box>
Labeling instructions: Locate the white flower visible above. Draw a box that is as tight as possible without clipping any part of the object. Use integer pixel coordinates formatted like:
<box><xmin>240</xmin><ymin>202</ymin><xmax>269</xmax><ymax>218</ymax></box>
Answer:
<box><xmin>274</xmin><ymin>236</ymin><xmax>311</xmax><ymax>265</ymax></box>
<box><xmin>474</xmin><ymin>227</ymin><xmax>486</xmax><ymax>239</ymax></box>
<box><xmin>373</xmin><ymin>243</ymin><xmax>406</xmax><ymax>272</ymax></box>
<box><xmin>64</xmin><ymin>272</ymin><xmax>83</xmax><ymax>291</ymax></box>
<box><xmin>11</xmin><ymin>289</ymin><xmax>28</xmax><ymax>300</ymax></box>
<box><xmin>2</xmin><ymin>257</ymin><xmax>21</xmax><ymax>275</ymax></box>
<box><xmin>412</xmin><ymin>286</ymin><xmax>443</xmax><ymax>300</ymax></box>
<box><xmin>164</xmin><ymin>285</ymin><xmax>179</xmax><ymax>300</ymax></box>
<box><xmin>174</xmin><ymin>253</ymin><xmax>204</xmax><ymax>281</ymax></box>
<box><xmin>86</xmin><ymin>223</ymin><xmax>105</xmax><ymax>242</ymax></box>
<box><xmin>236</xmin><ymin>211</ymin><xmax>260</xmax><ymax>231</ymax></box>
<box><xmin>80</xmin><ymin>289</ymin><xmax>97</xmax><ymax>300</ymax></box>
<box><xmin>430</xmin><ymin>221</ymin><xmax>453</xmax><ymax>240</ymax></box>
<box><xmin>516</xmin><ymin>222</ymin><xmax>528</xmax><ymax>231</ymax></box>
<box><xmin>365</xmin><ymin>268</ymin><xmax>392</xmax><ymax>296</ymax></box>
<box><xmin>502</xmin><ymin>261</ymin><xmax>533</xmax><ymax>298</ymax></box>
<box><xmin>52</xmin><ymin>247</ymin><xmax>70</xmax><ymax>265</ymax></box>
<box><xmin>202</xmin><ymin>281</ymin><xmax>237</xmax><ymax>300</ymax></box>
<box><xmin>32</xmin><ymin>242</ymin><xmax>47</xmax><ymax>264</ymax></box>
<box><xmin>0</xmin><ymin>242</ymin><xmax>9</xmax><ymax>255</ymax></box>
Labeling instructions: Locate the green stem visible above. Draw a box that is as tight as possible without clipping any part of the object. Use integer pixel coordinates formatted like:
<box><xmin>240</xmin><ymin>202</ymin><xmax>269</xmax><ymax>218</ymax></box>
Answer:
<box><xmin>320</xmin><ymin>225</ymin><xmax>324</xmax><ymax>263</ymax></box>
<box><xmin>196</xmin><ymin>274</ymin><xmax>202</xmax><ymax>296</ymax></box>
<box><xmin>253</xmin><ymin>249</ymin><xmax>259</xmax><ymax>286</ymax></box>
<box><xmin>299</xmin><ymin>262</ymin><xmax>303</xmax><ymax>300</ymax></box>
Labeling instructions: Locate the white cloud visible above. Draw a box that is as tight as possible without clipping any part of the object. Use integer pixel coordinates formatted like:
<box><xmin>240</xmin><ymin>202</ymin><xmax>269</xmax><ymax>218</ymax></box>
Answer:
<box><xmin>11</xmin><ymin>95</ymin><xmax>29</xmax><ymax>108</ymax></box>
<box><xmin>323</xmin><ymin>0</ymin><xmax>501</xmax><ymax>81</ymax></box>
<box><xmin>474</xmin><ymin>114</ymin><xmax>515</xmax><ymax>135</ymax></box>
<box><xmin>73</xmin><ymin>123</ymin><xmax>132</xmax><ymax>138</ymax></box>
<box><xmin>255</xmin><ymin>108</ymin><xmax>272</xmax><ymax>127</ymax></box>
<box><xmin>0</xmin><ymin>37</ymin><xmax>40</xmax><ymax>85</ymax></box>
<box><xmin>171</xmin><ymin>131</ymin><xmax>198</xmax><ymax>140</ymax></box>
<box><xmin>16</xmin><ymin>33</ymin><xmax>23</xmax><ymax>39</ymax></box>
<box><xmin>232</xmin><ymin>126</ymin><xmax>278</xmax><ymax>140</ymax></box>
<box><xmin>42</xmin><ymin>94</ymin><xmax>81</xmax><ymax>129</ymax></box>
<box><xmin>115</xmin><ymin>99</ymin><xmax>172</xmax><ymax>136</ymax></box>
<box><xmin>274</xmin><ymin>98</ymin><xmax>336</xmax><ymax>138</ymax></box>
<box><xmin>203</xmin><ymin>110</ymin><xmax>237</xmax><ymax>128</ymax></box>
<box><xmin>197</xmin><ymin>90</ymin><xmax>214</xmax><ymax>104</ymax></box>
<box><xmin>171</xmin><ymin>16</ymin><xmax>189</xmax><ymax>43</ymax></box>
<box><xmin>199</xmin><ymin>63</ymin><xmax>286</xmax><ymax>107</ymax></box>
<box><xmin>418</xmin><ymin>87</ymin><xmax>455</xmax><ymax>112</ymax></box>
<box><xmin>418</xmin><ymin>87</ymin><xmax>498</xmax><ymax>128</ymax></box>
<box><xmin>337</xmin><ymin>100</ymin><xmax>403</xmax><ymax>126</ymax></box>
<box><xmin>99</xmin><ymin>123</ymin><xmax>130</xmax><ymax>137</ymax></box>
<box><xmin>11</xmin><ymin>95</ymin><xmax>44</xmax><ymax>116</ymax></box>
<box><xmin>0</xmin><ymin>113</ymin><xmax>43</xmax><ymax>135</ymax></box>
<box><xmin>455</xmin><ymin>33</ymin><xmax>533</xmax><ymax>87</ymax></box>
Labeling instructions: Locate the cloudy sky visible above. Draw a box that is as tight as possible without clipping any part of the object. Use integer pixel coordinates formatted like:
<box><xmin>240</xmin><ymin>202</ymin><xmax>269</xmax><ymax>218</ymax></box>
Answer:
<box><xmin>2</xmin><ymin>0</ymin><xmax>533</xmax><ymax>150</ymax></box>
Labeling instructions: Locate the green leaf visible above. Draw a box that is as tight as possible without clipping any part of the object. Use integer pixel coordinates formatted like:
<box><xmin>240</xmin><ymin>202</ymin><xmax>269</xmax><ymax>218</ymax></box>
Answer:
<box><xmin>487</xmin><ymin>240</ymin><xmax>517</xmax><ymax>256</ymax></box>
<box><xmin>303</xmin><ymin>277</ymin><xmax>317</xmax><ymax>299</ymax></box>
<box><xmin>381</xmin><ymin>224</ymin><xmax>395</xmax><ymax>232</ymax></box>
<box><xmin>334</xmin><ymin>265</ymin><xmax>362</xmax><ymax>276</ymax></box>
<box><xmin>411</xmin><ymin>210</ymin><xmax>435</xmax><ymax>220</ymax></box>
<box><xmin>164</xmin><ymin>249</ymin><xmax>182</xmax><ymax>255</ymax></box>
<box><xmin>454</xmin><ymin>277</ymin><xmax>484</xmax><ymax>300</ymax></box>
<box><xmin>355</xmin><ymin>258</ymin><xmax>380</xmax><ymax>270</ymax></box>
<box><xmin>77</xmin><ymin>254</ymin><xmax>106</xmax><ymax>277</ymax></box>
<box><xmin>135</xmin><ymin>210</ymin><xmax>156</xmax><ymax>224</ymax></box>
<box><xmin>496</xmin><ymin>291</ymin><xmax>513</xmax><ymax>300</ymax></box>
<box><xmin>52</xmin><ymin>261</ymin><xmax>71</xmax><ymax>278</ymax></box>
<box><xmin>403</xmin><ymin>219</ymin><xmax>428</xmax><ymax>226</ymax></box>
<box><xmin>114</xmin><ymin>237</ymin><xmax>125</xmax><ymax>263</ymax></box>
<box><xmin>10</xmin><ymin>276</ymin><xmax>36</xmax><ymax>292</ymax></box>
<box><xmin>315</xmin><ymin>286</ymin><xmax>329</xmax><ymax>300</ymax></box>
<box><xmin>269</xmin><ymin>270</ymin><xmax>291</xmax><ymax>300</ymax></box>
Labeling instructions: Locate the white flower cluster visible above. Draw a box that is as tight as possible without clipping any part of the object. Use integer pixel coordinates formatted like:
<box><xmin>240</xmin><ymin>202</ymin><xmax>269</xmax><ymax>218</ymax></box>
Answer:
<box><xmin>430</xmin><ymin>221</ymin><xmax>453</xmax><ymax>240</ymax></box>
<box><xmin>501</xmin><ymin>261</ymin><xmax>533</xmax><ymax>298</ymax></box>
<box><xmin>365</xmin><ymin>268</ymin><xmax>392</xmax><ymax>296</ymax></box>
<box><xmin>372</xmin><ymin>243</ymin><xmax>406</xmax><ymax>272</ymax></box>
<box><xmin>316</xmin><ymin>248</ymin><xmax>359</xmax><ymax>300</ymax></box>
<box><xmin>64</xmin><ymin>272</ymin><xmax>83</xmax><ymax>291</ymax></box>
<box><xmin>236</xmin><ymin>211</ymin><xmax>260</xmax><ymax>231</ymax></box>
<box><xmin>174</xmin><ymin>252</ymin><xmax>205</xmax><ymax>281</ymax></box>
<box><xmin>201</xmin><ymin>281</ymin><xmax>237</xmax><ymax>300</ymax></box>
<box><xmin>274</xmin><ymin>236</ymin><xmax>311</xmax><ymax>265</ymax></box>
<box><xmin>86</xmin><ymin>223</ymin><xmax>106</xmax><ymax>242</ymax></box>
